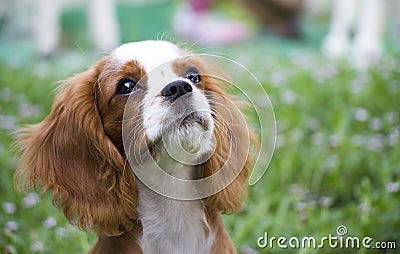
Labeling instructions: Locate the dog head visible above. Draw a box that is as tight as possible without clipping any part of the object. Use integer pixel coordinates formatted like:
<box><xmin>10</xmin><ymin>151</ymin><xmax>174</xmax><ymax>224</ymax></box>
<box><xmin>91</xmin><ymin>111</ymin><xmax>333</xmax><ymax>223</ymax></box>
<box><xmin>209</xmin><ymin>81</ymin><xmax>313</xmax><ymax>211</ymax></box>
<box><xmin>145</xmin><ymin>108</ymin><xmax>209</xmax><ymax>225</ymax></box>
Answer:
<box><xmin>15</xmin><ymin>41</ymin><xmax>254</xmax><ymax>235</ymax></box>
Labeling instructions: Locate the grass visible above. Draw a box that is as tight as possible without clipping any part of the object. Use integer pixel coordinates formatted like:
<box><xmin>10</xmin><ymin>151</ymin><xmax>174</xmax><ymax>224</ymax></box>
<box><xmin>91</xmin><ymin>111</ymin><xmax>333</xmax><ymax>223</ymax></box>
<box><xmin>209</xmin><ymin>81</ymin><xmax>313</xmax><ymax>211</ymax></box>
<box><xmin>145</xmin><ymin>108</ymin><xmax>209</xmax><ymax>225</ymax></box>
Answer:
<box><xmin>1</xmin><ymin>1</ymin><xmax>400</xmax><ymax>253</ymax></box>
<box><xmin>222</xmin><ymin>54</ymin><xmax>400</xmax><ymax>254</ymax></box>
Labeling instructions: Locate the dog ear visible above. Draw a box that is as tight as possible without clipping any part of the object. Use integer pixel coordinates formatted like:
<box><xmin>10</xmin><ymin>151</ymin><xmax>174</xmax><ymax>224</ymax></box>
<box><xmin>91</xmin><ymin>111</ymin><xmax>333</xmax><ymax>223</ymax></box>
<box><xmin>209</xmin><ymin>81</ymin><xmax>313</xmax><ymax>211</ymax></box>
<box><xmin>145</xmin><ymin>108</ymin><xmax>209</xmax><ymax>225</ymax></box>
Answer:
<box><xmin>14</xmin><ymin>63</ymin><xmax>137</xmax><ymax>235</ymax></box>
<box><xmin>201</xmin><ymin>79</ymin><xmax>255</xmax><ymax>214</ymax></box>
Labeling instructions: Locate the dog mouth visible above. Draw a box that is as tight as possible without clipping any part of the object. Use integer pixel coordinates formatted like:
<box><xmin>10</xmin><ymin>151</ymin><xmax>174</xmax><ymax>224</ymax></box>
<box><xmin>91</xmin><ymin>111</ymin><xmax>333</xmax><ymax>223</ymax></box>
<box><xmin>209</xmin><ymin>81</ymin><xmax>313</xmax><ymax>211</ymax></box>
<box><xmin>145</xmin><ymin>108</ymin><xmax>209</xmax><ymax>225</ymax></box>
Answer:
<box><xmin>180</xmin><ymin>112</ymin><xmax>211</xmax><ymax>131</ymax></box>
<box><xmin>149</xmin><ymin>110</ymin><xmax>213</xmax><ymax>147</ymax></box>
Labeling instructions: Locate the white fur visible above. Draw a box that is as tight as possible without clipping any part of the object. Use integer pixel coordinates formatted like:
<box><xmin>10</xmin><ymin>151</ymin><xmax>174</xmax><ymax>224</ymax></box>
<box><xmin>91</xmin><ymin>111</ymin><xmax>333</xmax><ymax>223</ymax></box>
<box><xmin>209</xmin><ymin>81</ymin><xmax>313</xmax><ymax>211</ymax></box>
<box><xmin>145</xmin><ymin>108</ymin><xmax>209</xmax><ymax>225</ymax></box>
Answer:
<box><xmin>143</xmin><ymin>78</ymin><xmax>213</xmax><ymax>144</ymax></box>
<box><xmin>136</xmin><ymin>150</ymin><xmax>214</xmax><ymax>254</ymax></box>
<box><xmin>113</xmin><ymin>41</ymin><xmax>184</xmax><ymax>142</ymax></box>
<box><xmin>112</xmin><ymin>41</ymin><xmax>181</xmax><ymax>72</ymax></box>
<box><xmin>137</xmin><ymin>178</ymin><xmax>214</xmax><ymax>254</ymax></box>
<box><xmin>112</xmin><ymin>41</ymin><xmax>181</xmax><ymax>143</ymax></box>
<box><xmin>113</xmin><ymin>41</ymin><xmax>216</xmax><ymax>253</ymax></box>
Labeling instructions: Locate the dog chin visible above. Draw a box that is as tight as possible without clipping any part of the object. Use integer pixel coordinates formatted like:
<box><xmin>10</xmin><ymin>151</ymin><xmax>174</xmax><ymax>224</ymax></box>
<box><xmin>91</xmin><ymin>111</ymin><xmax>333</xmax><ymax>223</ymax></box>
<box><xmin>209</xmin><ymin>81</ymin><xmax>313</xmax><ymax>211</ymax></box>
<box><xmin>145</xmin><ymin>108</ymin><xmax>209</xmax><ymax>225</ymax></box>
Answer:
<box><xmin>177</xmin><ymin>121</ymin><xmax>214</xmax><ymax>154</ymax></box>
<box><xmin>150</xmin><ymin>113</ymin><xmax>215</xmax><ymax>157</ymax></box>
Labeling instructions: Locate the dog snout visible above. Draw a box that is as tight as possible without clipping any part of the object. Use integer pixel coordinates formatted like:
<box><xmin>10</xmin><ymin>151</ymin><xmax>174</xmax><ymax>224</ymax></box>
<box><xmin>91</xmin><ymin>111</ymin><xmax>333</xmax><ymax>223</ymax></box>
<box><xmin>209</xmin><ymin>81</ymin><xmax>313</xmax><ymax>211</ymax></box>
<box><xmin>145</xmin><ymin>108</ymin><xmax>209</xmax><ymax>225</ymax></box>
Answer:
<box><xmin>161</xmin><ymin>80</ymin><xmax>193</xmax><ymax>101</ymax></box>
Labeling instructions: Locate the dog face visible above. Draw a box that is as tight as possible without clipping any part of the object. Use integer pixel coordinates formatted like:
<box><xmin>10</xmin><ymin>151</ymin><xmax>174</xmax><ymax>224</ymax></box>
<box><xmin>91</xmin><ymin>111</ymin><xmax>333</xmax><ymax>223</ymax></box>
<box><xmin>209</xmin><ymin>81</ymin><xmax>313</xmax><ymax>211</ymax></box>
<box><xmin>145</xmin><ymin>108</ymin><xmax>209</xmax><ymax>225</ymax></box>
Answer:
<box><xmin>98</xmin><ymin>41</ymin><xmax>215</xmax><ymax>160</ymax></box>
<box><xmin>15</xmin><ymin>41</ymin><xmax>252</xmax><ymax>235</ymax></box>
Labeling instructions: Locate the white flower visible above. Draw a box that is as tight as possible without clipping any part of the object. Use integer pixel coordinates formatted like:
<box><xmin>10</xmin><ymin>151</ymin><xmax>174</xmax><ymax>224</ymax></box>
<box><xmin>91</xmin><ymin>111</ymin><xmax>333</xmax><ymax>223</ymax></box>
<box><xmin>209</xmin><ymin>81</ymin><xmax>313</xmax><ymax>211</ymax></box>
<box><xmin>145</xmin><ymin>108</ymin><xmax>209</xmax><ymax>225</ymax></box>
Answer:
<box><xmin>311</xmin><ymin>133</ymin><xmax>324</xmax><ymax>146</ymax></box>
<box><xmin>319</xmin><ymin>196</ymin><xmax>333</xmax><ymax>207</ymax></box>
<box><xmin>367</xmin><ymin>135</ymin><xmax>384</xmax><ymax>151</ymax></box>
<box><xmin>23</xmin><ymin>193</ymin><xmax>40</xmax><ymax>208</ymax></box>
<box><xmin>350</xmin><ymin>73</ymin><xmax>369</xmax><ymax>94</ymax></box>
<box><xmin>386</xmin><ymin>182</ymin><xmax>399</xmax><ymax>193</ymax></box>
<box><xmin>387</xmin><ymin>127</ymin><xmax>399</xmax><ymax>147</ymax></box>
<box><xmin>296</xmin><ymin>202</ymin><xmax>307</xmax><ymax>212</ymax></box>
<box><xmin>2</xmin><ymin>202</ymin><xmax>16</xmax><ymax>214</ymax></box>
<box><xmin>329</xmin><ymin>134</ymin><xmax>341</xmax><ymax>147</ymax></box>
<box><xmin>324</xmin><ymin>155</ymin><xmax>338</xmax><ymax>169</ymax></box>
<box><xmin>281</xmin><ymin>90</ymin><xmax>297</xmax><ymax>105</ymax></box>
<box><xmin>289</xmin><ymin>184</ymin><xmax>306</xmax><ymax>199</ymax></box>
<box><xmin>359</xmin><ymin>201</ymin><xmax>368</xmax><ymax>213</ymax></box>
<box><xmin>354</xmin><ymin>108</ymin><xmax>368</xmax><ymax>122</ymax></box>
<box><xmin>307</xmin><ymin>118</ymin><xmax>320</xmax><ymax>131</ymax></box>
<box><xmin>56</xmin><ymin>227</ymin><xmax>68</xmax><ymax>238</ymax></box>
<box><xmin>31</xmin><ymin>241</ymin><xmax>43</xmax><ymax>252</ymax></box>
<box><xmin>43</xmin><ymin>217</ymin><xmax>57</xmax><ymax>229</ymax></box>
<box><xmin>19</xmin><ymin>103</ymin><xmax>42</xmax><ymax>119</ymax></box>
<box><xmin>385</xmin><ymin>112</ymin><xmax>397</xmax><ymax>125</ymax></box>
<box><xmin>0</xmin><ymin>115</ymin><xmax>18</xmax><ymax>131</ymax></box>
<box><xmin>5</xmin><ymin>221</ymin><xmax>18</xmax><ymax>231</ymax></box>
<box><xmin>369</xmin><ymin>118</ymin><xmax>382</xmax><ymax>131</ymax></box>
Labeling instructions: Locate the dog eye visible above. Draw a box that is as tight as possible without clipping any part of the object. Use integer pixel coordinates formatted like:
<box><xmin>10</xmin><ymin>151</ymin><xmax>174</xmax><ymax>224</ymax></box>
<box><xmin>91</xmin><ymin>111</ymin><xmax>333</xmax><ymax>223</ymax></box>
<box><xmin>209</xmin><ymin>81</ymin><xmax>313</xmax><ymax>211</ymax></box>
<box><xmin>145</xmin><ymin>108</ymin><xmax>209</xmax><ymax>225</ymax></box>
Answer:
<box><xmin>117</xmin><ymin>79</ymin><xmax>137</xmax><ymax>95</ymax></box>
<box><xmin>185</xmin><ymin>71</ymin><xmax>201</xmax><ymax>84</ymax></box>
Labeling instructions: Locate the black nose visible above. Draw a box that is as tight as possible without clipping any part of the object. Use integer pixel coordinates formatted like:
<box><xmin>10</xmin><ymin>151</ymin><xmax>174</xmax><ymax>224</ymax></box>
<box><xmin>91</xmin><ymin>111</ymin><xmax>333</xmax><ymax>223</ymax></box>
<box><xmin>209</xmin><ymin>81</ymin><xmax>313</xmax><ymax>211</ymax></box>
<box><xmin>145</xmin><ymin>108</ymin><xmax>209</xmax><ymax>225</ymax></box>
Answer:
<box><xmin>161</xmin><ymin>80</ymin><xmax>193</xmax><ymax>101</ymax></box>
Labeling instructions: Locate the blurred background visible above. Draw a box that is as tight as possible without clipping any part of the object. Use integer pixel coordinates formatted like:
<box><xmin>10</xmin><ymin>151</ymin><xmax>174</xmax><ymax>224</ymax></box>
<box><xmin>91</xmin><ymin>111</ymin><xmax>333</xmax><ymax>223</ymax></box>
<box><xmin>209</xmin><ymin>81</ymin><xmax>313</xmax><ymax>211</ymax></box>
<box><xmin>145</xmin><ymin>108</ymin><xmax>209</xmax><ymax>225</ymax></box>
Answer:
<box><xmin>1</xmin><ymin>0</ymin><xmax>399</xmax><ymax>253</ymax></box>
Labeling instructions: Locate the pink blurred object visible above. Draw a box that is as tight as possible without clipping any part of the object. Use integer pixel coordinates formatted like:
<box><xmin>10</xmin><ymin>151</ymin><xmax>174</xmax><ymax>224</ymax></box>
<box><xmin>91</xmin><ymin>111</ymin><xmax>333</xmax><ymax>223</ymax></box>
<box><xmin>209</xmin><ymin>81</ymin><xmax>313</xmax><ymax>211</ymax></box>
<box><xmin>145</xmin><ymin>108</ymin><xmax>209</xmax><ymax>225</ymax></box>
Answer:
<box><xmin>172</xmin><ymin>1</ymin><xmax>250</xmax><ymax>45</ymax></box>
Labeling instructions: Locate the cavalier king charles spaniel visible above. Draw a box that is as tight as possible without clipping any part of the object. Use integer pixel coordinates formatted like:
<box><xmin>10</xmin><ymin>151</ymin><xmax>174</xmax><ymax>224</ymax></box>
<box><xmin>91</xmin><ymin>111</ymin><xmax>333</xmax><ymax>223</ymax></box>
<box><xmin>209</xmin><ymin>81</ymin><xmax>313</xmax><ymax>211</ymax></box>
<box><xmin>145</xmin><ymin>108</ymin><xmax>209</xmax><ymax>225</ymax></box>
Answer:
<box><xmin>15</xmin><ymin>40</ymin><xmax>254</xmax><ymax>254</ymax></box>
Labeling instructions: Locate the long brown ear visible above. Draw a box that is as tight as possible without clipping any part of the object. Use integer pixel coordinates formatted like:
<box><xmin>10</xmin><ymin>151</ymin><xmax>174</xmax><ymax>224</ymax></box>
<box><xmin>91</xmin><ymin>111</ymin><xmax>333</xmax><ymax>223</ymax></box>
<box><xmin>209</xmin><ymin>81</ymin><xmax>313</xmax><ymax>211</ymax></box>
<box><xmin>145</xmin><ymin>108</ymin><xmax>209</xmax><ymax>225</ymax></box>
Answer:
<box><xmin>14</xmin><ymin>66</ymin><xmax>137</xmax><ymax>235</ymax></box>
<box><xmin>201</xmin><ymin>81</ymin><xmax>256</xmax><ymax>214</ymax></box>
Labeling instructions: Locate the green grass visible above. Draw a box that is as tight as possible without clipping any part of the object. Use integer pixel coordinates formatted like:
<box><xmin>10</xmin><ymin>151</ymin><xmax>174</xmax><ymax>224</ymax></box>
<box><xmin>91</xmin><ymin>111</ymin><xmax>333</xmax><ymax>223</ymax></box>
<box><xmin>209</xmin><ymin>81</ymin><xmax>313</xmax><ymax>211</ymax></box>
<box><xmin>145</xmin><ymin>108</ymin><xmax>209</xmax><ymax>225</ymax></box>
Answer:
<box><xmin>222</xmin><ymin>53</ymin><xmax>400</xmax><ymax>253</ymax></box>
<box><xmin>1</xmin><ymin>51</ymin><xmax>399</xmax><ymax>254</ymax></box>
<box><xmin>1</xmin><ymin>2</ymin><xmax>400</xmax><ymax>254</ymax></box>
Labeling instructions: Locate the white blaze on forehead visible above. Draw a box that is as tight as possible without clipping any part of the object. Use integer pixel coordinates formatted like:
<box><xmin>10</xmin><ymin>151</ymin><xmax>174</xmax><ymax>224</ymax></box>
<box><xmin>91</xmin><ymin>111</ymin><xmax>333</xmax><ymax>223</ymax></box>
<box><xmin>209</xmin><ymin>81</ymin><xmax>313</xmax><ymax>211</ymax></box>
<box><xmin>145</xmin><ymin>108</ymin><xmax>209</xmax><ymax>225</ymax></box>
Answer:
<box><xmin>112</xmin><ymin>41</ymin><xmax>184</xmax><ymax>141</ymax></box>
<box><xmin>112</xmin><ymin>40</ymin><xmax>181</xmax><ymax>101</ymax></box>
<box><xmin>111</xmin><ymin>40</ymin><xmax>181</xmax><ymax>72</ymax></box>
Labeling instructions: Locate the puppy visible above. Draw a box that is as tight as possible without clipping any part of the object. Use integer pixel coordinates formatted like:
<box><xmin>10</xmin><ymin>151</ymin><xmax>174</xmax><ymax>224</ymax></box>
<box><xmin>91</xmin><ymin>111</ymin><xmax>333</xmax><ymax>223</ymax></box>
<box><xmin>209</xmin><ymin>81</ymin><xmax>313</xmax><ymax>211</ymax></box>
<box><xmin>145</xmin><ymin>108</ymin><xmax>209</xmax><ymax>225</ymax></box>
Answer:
<box><xmin>15</xmin><ymin>40</ymin><xmax>254</xmax><ymax>254</ymax></box>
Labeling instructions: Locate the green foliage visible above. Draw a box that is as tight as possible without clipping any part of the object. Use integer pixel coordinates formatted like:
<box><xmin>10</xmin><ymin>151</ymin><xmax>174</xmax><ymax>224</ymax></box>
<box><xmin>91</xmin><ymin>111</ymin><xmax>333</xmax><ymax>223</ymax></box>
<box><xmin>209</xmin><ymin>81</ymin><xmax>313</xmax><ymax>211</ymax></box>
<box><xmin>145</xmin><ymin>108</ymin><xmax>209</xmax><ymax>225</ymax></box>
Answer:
<box><xmin>222</xmin><ymin>51</ymin><xmax>400</xmax><ymax>253</ymax></box>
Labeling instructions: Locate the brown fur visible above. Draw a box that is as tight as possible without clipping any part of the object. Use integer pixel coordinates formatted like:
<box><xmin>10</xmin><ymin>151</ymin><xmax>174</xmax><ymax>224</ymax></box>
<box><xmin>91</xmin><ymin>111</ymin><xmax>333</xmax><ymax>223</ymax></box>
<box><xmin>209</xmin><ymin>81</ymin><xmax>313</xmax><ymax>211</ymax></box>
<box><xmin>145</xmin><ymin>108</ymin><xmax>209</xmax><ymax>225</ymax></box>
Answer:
<box><xmin>14</xmin><ymin>50</ymin><xmax>255</xmax><ymax>253</ymax></box>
